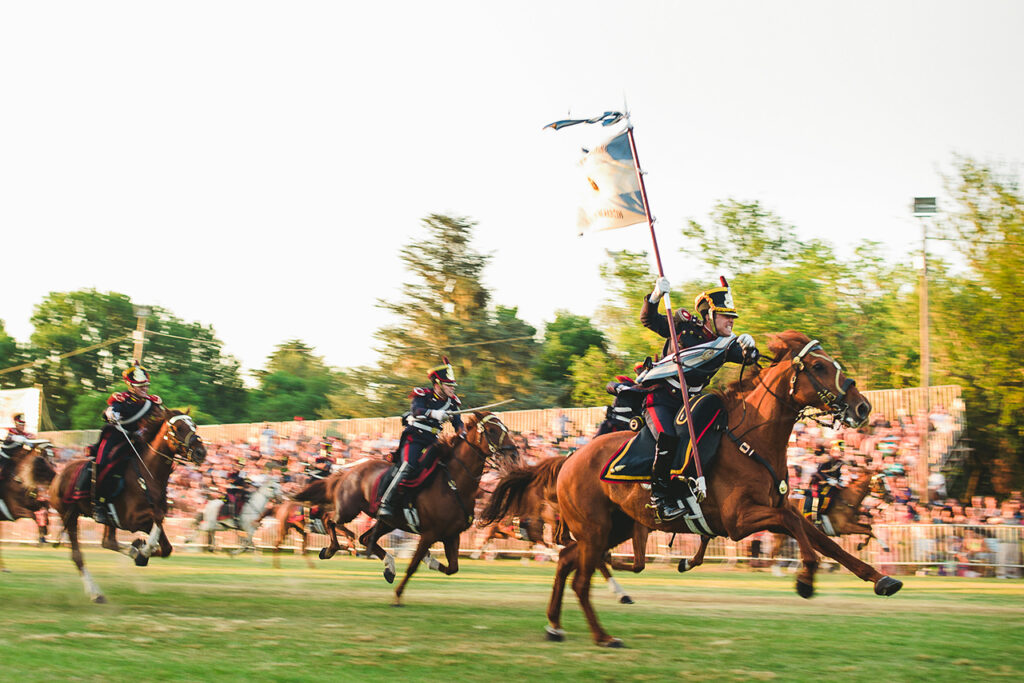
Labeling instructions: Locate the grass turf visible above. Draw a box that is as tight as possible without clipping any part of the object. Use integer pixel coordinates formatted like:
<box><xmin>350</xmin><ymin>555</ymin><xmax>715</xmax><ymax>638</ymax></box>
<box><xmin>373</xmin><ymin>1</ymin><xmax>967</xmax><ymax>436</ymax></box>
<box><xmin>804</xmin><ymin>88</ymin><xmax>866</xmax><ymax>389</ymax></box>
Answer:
<box><xmin>1</xmin><ymin>545</ymin><xmax>1022</xmax><ymax>682</ymax></box>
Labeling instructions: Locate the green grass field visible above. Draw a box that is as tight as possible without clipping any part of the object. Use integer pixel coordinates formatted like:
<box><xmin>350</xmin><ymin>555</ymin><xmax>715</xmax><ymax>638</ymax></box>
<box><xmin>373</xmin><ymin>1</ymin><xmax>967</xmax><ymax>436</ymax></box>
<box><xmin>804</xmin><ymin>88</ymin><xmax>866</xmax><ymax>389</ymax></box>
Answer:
<box><xmin>1</xmin><ymin>545</ymin><xmax>1022</xmax><ymax>682</ymax></box>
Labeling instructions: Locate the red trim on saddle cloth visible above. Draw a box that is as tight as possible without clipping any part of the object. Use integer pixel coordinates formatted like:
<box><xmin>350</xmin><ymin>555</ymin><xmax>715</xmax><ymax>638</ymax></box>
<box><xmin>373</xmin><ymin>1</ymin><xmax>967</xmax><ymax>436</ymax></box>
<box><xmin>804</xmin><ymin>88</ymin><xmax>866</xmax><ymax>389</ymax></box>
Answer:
<box><xmin>62</xmin><ymin>461</ymin><xmax>90</xmax><ymax>503</ymax></box>
<box><xmin>677</xmin><ymin>409</ymin><xmax>721</xmax><ymax>474</ymax></box>
<box><xmin>601</xmin><ymin>439</ymin><xmax>634</xmax><ymax>484</ymax></box>
<box><xmin>399</xmin><ymin>459</ymin><xmax>438</xmax><ymax>489</ymax></box>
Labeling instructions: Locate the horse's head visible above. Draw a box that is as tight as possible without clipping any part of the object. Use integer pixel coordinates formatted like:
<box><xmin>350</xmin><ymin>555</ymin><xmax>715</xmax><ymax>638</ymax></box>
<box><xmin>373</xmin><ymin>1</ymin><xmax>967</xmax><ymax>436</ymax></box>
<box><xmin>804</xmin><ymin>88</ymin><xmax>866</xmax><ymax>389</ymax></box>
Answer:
<box><xmin>162</xmin><ymin>411</ymin><xmax>207</xmax><ymax>465</ymax></box>
<box><xmin>767</xmin><ymin>331</ymin><xmax>872</xmax><ymax>428</ymax></box>
<box><xmin>12</xmin><ymin>441</ymin><xmax>57</xmax><ymax>503</ymax></box>
<box><xmin>463</xmin><ymin>412</ymin><xmax>520</xmax><ymax>471</ymax></box>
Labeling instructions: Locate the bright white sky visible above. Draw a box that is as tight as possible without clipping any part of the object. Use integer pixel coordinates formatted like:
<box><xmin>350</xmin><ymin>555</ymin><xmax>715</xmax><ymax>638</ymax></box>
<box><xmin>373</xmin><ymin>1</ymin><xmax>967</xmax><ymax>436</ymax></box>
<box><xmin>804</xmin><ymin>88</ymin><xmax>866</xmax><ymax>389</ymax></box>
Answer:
<box><xmin>2</xmin><ymin>1</ymin><xmax>1022</xmax><ymax>380</ymax></box>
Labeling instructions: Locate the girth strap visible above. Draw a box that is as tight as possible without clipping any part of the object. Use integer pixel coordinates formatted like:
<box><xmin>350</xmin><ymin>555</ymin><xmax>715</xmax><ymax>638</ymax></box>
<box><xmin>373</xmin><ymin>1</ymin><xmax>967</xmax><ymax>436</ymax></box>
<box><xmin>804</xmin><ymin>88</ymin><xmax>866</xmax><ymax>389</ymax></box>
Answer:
<box><xmin>439</xmin><ymin>461</ymin><xmax>474</xmax><ymax>527</ymax></box>
<box><xmin>724</xmin><ymin>427</ymin><xmax>788</xmax><ymax>506</ymax></box>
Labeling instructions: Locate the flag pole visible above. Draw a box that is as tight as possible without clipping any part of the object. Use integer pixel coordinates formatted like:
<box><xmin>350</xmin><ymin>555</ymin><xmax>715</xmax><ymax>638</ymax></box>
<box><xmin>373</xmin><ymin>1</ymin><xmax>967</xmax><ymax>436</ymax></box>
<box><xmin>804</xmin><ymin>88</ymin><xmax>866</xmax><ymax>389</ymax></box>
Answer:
<box><xmin>625</xmin><ymin>121</ymin><xmax>707</xmax><ymax>501</ymax></box>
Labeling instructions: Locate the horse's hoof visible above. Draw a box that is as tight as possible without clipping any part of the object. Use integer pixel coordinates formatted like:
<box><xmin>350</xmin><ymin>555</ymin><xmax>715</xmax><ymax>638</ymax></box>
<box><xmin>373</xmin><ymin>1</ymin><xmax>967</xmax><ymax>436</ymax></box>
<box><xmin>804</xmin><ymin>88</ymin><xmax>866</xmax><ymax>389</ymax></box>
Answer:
<box><xmin>619</xmin><ymin>595</ymin><xmax>634</xmax><ymax>605</ymax></box>
<box><xmin>92</xmin><ymin>594</ymin><xmax>107</xmax><ymax>604</ymax></box>
<box><xmin>875</xmin><ymin>576</ymin><xmax>903</xmax><ymax>596</ymax></box>
<box><xmin>544</xmin><ymin>626</ymin><xmax>565</xmax><ymax>642</ymax></box>
<box><xmin>795</xmin><ymin>579</ymin><xmax>814</xmax><ymax>599</ymax></box>
<box><xmin>677</xmin><ymin>559</ymin><xmax>690</xmax><ymax>573</ymax></box>
<box><xmin>318</xmin><ymin>548</ymin><xmax>330</xmax><ymax>560</ymax></box>
<box><xmin>599</xmin><ymin>638</ymin><xmax>625</xmax><ymax>648</ymax></box>
<box><xmin>384</xmin><ymin>568</ymin><xmax>396</xmax><ymax>584</ymax></box>
<box><xmin>134</xmin><ymin>553</ymin><xmax>150</xmax><ymax>567</ymax></box>
<box><xmin>1</xmin><ymin>567</ymin><xmax>11</xmax><ymax>573</ymax></box>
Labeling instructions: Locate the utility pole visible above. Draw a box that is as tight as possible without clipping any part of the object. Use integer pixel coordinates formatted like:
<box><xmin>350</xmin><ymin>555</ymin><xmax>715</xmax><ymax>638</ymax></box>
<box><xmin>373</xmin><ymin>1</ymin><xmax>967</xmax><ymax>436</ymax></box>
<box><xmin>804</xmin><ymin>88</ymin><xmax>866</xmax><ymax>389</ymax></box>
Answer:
<box><xmin>913</xmin><ymin>197</ymin><xmax>937</xmax><ymax>501</ymax></box>
<box><xmin>132</xmin><ymin>305</ymin><xmax>152</xmax><ymax>363</ymax></box>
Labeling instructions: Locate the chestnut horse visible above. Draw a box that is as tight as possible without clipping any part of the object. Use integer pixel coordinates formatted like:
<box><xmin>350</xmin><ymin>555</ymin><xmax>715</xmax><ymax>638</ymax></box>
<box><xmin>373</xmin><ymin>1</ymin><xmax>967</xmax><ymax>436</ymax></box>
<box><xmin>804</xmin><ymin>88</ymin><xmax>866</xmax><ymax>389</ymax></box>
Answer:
<box><xmin>480</xmin><ymin>455</ymin><xmax>646</xmax><ymax>604</ymax></box>
<box><xmin>317</xmin><ymin>411</ymin><xmax>519</xmax><ymax>604</ymax></box>
<box><xmin>50</xmin><ymin>409</ymin><xmax>206</xmax><ymax>603</ymax></box>
<box><xmin>500</xmin><ymin>332</ymin><xmax>902</xmax><ymax>646</ymax></box>
<box><xmin>770</xmin><ymin>470</ymin><xmax>894</xmax><ymax>569</ymax></box>
<box><xmin>272</xmin><ymin>476</ymin><xmax>358</xmax><ymax>568</ymax></box>
<box><xmin>0</xmin><ymin>440</ymin><xmax>57</xmax><ymax>571</ymax></box>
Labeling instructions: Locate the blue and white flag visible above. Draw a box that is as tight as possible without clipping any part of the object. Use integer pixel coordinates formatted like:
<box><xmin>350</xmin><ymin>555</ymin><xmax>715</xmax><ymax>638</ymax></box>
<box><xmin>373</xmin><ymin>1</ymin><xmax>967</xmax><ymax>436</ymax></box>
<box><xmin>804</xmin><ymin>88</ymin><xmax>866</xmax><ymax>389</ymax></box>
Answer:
<box><xmin>575</xmin><ymin>129</ymin><xmax>647</xmax><ymax>234</ymax></box>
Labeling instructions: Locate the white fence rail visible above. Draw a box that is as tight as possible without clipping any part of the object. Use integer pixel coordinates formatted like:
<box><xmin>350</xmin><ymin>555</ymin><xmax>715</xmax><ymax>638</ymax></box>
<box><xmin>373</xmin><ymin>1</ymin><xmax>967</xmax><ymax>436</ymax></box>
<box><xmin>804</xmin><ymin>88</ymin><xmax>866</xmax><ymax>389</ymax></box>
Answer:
<box><xmin>4</xmin><ymin>517</ymin><xmax>1020</xmax><ymax>577</ymax></box>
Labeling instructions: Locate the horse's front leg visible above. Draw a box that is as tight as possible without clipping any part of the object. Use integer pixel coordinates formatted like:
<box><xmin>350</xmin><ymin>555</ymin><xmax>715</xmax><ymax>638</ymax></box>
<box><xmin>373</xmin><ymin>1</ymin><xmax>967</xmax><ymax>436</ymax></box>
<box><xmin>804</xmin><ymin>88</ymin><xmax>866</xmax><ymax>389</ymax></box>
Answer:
<box><xmin>358</xmin><ymin>523</ymin><xmax>397</xmax><ymax>584</ymax></box>
<box><xmin>128</xmin><ymin>521</ymin><xmax>165</xmax><ymax>567</ymax></box>
<box><xmin>395</xmin><ymin>535</ymin><xmax>437</xmax><ymax>604</ymax></box>
<box><xmin>729</xmin><ymin>504</ymin><xmax>820</xmax><ymax>598</ymax></box>
<box><xmin>423</xmin><ymin>533</ymin><xmax>460</xmax><ymax>576</ymax></box>
<box><xmin>799</xmin><ymin>514</ymin><xmax>901</xmax><ymax>595</ymax></box>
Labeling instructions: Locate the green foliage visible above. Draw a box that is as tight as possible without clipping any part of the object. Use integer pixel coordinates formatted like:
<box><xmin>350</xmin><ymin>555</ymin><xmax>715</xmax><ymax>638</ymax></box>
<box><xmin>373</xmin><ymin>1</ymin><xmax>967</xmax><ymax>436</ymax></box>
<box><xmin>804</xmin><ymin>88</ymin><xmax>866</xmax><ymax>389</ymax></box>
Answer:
<box><xmin>364</xmin><ymin>213</ymin><xmax>542</xmax><ymax>414</ymax></box>
<box><xmin>932</xmin><ymin>157</ymin><xmax>1024</xmax><ymax>492</ymax></box>
<box><xmin>569</xmin><ymin>346</ymin><xmax>625</xmax><ymax>406</ymax></box>
<box><xmin>595</xmin><ymin>249</ymin><xmax>664</xmax><ymax>361</ymax></box>
<box><xmin>249</xmin><ymin>341</ymin><xmax>338</xmax><ymax>421</ymax></box>
<box><xmin>0</xmin><ymin>320</ymin><xmax>21</xmax><ymax>389</ymax></box>
<box><xmin>23</xmin><ymin>289</ymin><xmax>245</xmax><ymax>429</ymax></box>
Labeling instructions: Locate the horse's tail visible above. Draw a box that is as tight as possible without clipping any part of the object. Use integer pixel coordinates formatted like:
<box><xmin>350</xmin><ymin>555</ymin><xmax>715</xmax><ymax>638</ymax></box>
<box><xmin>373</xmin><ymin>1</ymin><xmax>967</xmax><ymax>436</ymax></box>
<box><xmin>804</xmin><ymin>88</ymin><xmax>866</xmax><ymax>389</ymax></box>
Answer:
<box><xmin>291</xmin><ymin>478</ymin><xmax>327</xmax><ymax>504</ymax></box>
<box><xmin>530</xmin><ymin>456</ymin><xmax>567</xmax><ymax>505</ymax></box>
<box><xmin>479</xmin><ymin>457</ymin><xmax>566</xmax><ymax>526</ymax></box>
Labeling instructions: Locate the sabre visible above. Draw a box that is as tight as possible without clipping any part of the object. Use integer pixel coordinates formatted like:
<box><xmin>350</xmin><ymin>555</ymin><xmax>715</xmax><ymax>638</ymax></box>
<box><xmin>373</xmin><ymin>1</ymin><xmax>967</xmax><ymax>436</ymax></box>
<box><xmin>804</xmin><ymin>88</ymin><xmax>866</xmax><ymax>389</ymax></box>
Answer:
<box><xmin>450</xmin><ymin>399</ymin><xmax>516</xmax><ymax>415</ymax></box>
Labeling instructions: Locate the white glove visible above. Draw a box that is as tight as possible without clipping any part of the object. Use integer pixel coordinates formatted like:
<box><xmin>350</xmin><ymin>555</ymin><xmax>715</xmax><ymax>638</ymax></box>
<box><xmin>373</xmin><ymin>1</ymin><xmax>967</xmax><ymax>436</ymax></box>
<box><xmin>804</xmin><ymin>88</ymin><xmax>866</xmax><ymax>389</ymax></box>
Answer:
<box><xmin>427</xmin><ymin>409</ymin><xmax>448</xmax><ymax>422</ymax></box>
<box><xmin>827</xmin><ymin>478</ymin><xmax>839</xmax><ymax>487</ymax></box>
<box><xmin>649</xmin><ymin>277</ymin><xmax>670</xmax><ymax>303</ymax></box>
<box><xmin>737</xmin><ymin>333</ymin><xmax>755</xmax><ymax>351</ymax></box>
<box><xmin>103</xmin><ymin>407</ymin><xmax>121</xmax><ymax>424</ymax></box>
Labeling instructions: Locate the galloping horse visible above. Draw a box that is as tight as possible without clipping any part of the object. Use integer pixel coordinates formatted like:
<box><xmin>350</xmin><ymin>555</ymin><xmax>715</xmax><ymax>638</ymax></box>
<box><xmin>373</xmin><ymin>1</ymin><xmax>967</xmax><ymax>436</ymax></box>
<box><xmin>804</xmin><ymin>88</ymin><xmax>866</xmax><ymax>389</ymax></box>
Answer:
<box><xmin>495</xmin><ymin>332</ymin><xmax>902</xmax><ymax>646</ymax></box>
<box><xmin>50</xmin><ymin>409</ymin><xmax>205</xmax><ymax>603</ymax></box>
<box><xmin>0</xmin><ymin>440</ymin><xmax>57</xmax><ymax>571</ymax></box>
<box><xmin>316</xmin><ymin>411</ymin><xmax>519</xmax><ymax>604</ymax></box>
<box><xmin>271</xmin><ymin>475</ymin><xmax>358</xmax><ymax>568</ymax></box>
<box><xmin>770</xmin><ymin>469</ymin><xmax>894</xmax><ymax>569</ymax></box>
<box><xmin>196</xmin><ymin>474</ymin><xmax>282</xmax><ymax>554</ymax></box>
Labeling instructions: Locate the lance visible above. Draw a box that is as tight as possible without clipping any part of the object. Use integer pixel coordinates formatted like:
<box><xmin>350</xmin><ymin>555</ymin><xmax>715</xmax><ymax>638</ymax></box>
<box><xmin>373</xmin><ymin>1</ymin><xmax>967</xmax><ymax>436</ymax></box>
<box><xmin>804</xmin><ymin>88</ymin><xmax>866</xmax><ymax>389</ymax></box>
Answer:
<box><xmin>625</xmin><ymin>122</ymin><xmax>707</xmax><ymax>502</ymax></box>
<box><xmin>450</xmin><ymin>399</ymin><xmax>516</xmax><ymax>415</ymax></box>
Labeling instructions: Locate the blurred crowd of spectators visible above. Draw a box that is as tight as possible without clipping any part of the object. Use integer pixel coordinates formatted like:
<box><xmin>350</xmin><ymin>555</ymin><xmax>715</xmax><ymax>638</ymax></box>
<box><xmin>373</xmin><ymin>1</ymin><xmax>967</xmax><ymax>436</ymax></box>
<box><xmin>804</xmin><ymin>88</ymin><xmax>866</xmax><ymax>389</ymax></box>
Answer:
<box><xmin>45</xmin><ymin>405</ymin><xmax>1021</xmax><ymax>529</ymax></box>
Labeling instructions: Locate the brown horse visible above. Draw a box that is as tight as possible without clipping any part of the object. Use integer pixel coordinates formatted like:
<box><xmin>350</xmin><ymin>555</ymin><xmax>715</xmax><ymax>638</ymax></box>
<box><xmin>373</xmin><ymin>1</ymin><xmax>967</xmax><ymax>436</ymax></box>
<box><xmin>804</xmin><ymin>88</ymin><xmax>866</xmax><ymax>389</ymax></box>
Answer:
<box><xmin>50</xmin><ymin>409</ymin><xmax>206</xmax><ymax>603</ymax></box>
<box><xmin>770</xmin><ymin>470</ymin><xmax>894</xmax><ymax>569</ymax></box>
<box><xmin>316</xmin><ymin>411</ymin><xmax>519</xmax><ymax>603</ymax></box>
<box><xmin>0</xmin><ymin>440</ymin><xmax>57</xmax><ymax>571</ymax></box>
<box><xmin>270</xmin><ymin>476</ymin><xmax>358</xmax><ymax>568</ymax></box>
<box><xmin>480</xmin><ymin>455</ymin><xmax>647</xmax><ymax>604</ymax></box>
<box><xmin>496</xmin><ymin>331</ymin><xmax>902</xmax><ymax>646</ymax></box>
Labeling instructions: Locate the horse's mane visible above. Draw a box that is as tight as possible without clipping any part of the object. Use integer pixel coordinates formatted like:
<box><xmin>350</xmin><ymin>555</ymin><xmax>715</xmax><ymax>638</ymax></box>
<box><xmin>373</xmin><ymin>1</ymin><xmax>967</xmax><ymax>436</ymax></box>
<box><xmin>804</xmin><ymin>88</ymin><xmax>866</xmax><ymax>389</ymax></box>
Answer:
<box><xmin>139</xmin><ymin>407</ymin><xmax>184</xmax><ymax>443</ymax></box>
<box><xmin>717</xmin><ymin>330</ymin><xmax>813</xmax><ymax>405</ymax></box>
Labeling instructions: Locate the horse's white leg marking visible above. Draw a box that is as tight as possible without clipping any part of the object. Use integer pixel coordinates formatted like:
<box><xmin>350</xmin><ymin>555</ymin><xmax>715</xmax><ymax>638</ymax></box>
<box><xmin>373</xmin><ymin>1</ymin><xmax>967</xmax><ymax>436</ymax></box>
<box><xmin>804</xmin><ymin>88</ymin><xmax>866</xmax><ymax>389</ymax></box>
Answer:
<box><xmin>605</xmin><ymin>575</ymin><xmax>626</xmax><ymax>598</ymax></box>
<box><xmin>80</xmin><ymin>567</ymin><xmax>104</xmax><ymax>601</ymax></box>
<box><xmin>141</xmin><ymin>522</ymin><xmax>162</xmax><ymax>558</ymax></box>
<box><xmin>422</xmin><ymin>550</ymin><xmax>441</xmax><ymax>572</ymax></box>
<box><xmin>384</xmin><ymin>551</ymin><xmax>396</xmax><ymax>575</ymax></box>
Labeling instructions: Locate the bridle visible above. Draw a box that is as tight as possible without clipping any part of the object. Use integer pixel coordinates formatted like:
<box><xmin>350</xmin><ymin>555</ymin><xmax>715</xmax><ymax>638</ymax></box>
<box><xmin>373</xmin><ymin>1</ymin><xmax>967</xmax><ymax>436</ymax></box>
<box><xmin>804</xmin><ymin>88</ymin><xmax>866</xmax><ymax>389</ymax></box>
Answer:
<box><xmin>152</xmin><ymin>414</ymin><xmax>205</xmax><ymax>465</ymax></box>
<box><xmin>788</xmin><ymin>339</ymin><xmax>859</xmax><ymax>427</ymax></box>
<box><xmin>470</xmin><ymin>414</ymin><xmax>518</xmax><ymax>467</ymax></box>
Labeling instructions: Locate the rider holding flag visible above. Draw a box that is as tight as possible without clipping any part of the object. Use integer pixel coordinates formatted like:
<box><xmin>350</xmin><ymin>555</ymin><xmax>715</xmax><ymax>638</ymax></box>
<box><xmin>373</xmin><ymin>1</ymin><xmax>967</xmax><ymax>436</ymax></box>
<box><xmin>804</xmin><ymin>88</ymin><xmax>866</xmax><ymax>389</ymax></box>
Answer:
<box><xmin>639</xmin><ymin>277</ymin><xmax>760</xmax><ymax>522</ymax></box>
<box><xmin>90</xmin><ymin>362</ymin><xmax>163</xmax><ymax>525</ymax></box>
<box><xmin>377</xmin><ymin>357</ymin><xmax>465</xmax><ymax>522</ymax></box>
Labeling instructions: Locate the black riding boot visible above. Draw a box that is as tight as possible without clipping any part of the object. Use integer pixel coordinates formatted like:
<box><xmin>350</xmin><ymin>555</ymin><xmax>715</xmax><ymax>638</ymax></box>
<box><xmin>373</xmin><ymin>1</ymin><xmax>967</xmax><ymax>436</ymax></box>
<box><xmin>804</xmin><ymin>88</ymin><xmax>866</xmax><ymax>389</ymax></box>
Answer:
<box><xmin>648</xmin><ymin>433</ymin><xmax>685</xmax><ymax>522</ymax></box>
<box><xmin>377</xmin><ymin>463</ymin><xmax>411</xmax><ymax>520</ymax></box>
<box><xmin>92</xmin><ymin>478</ymin><xmax>112</xmax><ymax>526</ymax></box>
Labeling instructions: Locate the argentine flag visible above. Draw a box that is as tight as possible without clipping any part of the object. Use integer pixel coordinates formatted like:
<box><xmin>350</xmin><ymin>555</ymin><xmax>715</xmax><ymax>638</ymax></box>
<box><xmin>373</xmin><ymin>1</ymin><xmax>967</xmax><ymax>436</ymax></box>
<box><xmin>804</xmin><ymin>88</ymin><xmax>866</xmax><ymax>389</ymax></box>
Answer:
<box><xmin>576</xmin><ymin>129</ymin><xmax>647</xmax><ymax>235</ymax></box>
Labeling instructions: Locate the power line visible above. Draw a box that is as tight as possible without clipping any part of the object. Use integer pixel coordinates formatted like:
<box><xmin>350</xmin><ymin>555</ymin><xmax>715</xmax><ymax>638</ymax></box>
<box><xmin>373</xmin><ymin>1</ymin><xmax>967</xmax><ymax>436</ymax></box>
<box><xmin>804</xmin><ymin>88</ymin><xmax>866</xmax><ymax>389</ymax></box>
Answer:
<box><xmin>387</xmin><ymin>334</ymin><xmax>538</xmax><ymax>354</ymax></box>
<box><xmin>0</xmin><ymin>334</ymin><xmax>132</xmax><ymax>376</ymax></box>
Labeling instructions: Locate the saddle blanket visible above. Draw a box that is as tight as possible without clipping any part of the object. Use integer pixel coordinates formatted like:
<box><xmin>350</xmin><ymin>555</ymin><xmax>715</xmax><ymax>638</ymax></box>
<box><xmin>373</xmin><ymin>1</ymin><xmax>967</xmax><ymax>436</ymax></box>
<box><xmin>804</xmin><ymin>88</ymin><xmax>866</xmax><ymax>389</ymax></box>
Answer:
<box><xmin>368</xmin><ymin>458</ymin><xmax>440</xmax><ymax>516</ymax></box>
<box><xmin>601</xmin><ymin>393</ymin><xmax>727</xmax><ymax>483</ymax></box>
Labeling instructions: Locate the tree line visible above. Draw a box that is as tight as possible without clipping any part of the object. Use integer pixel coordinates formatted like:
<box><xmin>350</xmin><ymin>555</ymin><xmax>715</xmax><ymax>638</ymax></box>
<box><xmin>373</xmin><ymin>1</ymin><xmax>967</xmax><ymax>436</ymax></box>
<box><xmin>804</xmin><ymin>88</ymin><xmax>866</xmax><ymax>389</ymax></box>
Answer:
<box><xmin>1</xmin><ymin>157</ymin><xmax>1021</xmax><ymax>494</ymax></box>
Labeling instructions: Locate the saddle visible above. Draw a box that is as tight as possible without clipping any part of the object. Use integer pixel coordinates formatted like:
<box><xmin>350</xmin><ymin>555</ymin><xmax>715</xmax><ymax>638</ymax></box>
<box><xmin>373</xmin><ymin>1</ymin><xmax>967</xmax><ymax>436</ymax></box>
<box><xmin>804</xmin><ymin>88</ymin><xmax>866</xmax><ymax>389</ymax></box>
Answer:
<box><xmin>368</xmin><ymin>459</ymin><xmax>441</xmax><ymax>517</ymax></box>
<box><xmin>63</xmin><ymin>460</ymin><xmax>126</xmax><ymax>504</ymax></box>
<box><xmin>601</xmin><ymin>393</ymin><xmax>728</xmax><ymax>483</ymax></box>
